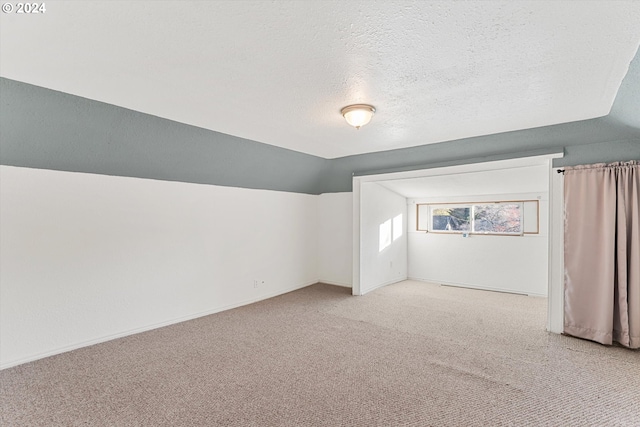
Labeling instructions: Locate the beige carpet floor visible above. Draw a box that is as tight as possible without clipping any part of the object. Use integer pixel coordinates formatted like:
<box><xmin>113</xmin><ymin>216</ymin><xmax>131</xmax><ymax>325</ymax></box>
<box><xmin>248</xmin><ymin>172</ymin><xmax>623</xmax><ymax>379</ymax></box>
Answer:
<box><xmin>1</xmin><ymin>281</ymin><xmax>638</xmax><ymax>426</ymax></box>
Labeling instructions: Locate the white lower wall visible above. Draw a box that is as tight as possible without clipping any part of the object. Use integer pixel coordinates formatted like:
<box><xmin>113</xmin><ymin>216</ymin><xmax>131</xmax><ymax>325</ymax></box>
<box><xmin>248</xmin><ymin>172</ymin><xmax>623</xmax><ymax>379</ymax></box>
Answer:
<box><xmin>0</xmin><ymin>166</ymin><xmax>318</xmax><ymax>369</ymax></box>
<box><xmin>408</xmin><ymin>193</ymin><xmax>549</xmax><ymax>296</ymax></box>
<box><xmin>360</xmin><ymin>183</ymin><xmax>408</xmax><ymax>294</ymax></box>
<box><xmin>408</xmin><ymin>233</ymin><xmax>548</xmax><ymax>295</ymax></box>
<box><xmin>317</xmin><ymin>193</ymin><xmax>353</xmax><ymax>287</ymax></box>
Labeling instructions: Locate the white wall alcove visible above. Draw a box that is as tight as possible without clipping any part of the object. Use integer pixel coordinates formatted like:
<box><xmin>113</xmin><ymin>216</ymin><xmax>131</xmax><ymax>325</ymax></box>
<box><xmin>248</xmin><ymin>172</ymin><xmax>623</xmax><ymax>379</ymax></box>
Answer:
<box><xmin>352</xmin><ymin>153</ymin><xmax>565</xmax><ymax>334</ymax></box>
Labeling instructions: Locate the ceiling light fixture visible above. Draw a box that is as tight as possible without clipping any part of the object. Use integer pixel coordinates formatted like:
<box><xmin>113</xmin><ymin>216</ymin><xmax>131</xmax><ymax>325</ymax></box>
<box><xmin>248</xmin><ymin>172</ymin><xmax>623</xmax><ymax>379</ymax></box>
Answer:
<box><xmin>341</xmin><ymin>104</ymin><xmax>376</xmax><ymax>129</ymax></box>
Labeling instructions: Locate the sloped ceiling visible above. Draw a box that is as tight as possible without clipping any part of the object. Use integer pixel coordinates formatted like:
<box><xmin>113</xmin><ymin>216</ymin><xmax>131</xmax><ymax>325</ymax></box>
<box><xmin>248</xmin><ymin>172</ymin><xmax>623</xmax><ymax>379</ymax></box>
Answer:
<box><xmin>1</xmin><ymin>1</ymin><xmax>639</xmax><ymax>159</ymax></box>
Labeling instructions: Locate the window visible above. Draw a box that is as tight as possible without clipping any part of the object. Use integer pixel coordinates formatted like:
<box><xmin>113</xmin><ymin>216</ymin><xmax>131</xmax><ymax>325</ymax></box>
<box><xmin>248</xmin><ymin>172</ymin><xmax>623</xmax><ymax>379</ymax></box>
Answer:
<box><xmin>431</xmin><ymin>207</ymin><xmax>471</xmax><ymax>232</ymax></box>
<box><xmin>417</xmin><ymin>201</ymin><xmax>539</xmax><ymax>236</ymax></box>
<box><xmin>473</xmin><ymin>203</ymin><xmax>521</xmax><ymax>234</ymax></box>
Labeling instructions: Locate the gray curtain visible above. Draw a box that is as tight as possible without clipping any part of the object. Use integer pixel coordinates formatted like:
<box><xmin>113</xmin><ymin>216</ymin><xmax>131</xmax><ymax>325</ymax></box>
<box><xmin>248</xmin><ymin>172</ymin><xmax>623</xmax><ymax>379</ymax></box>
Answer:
<box><xmin>564</xmin><ymin>161</ymin><xmax>639</xmax><ymax>349</ymax></box>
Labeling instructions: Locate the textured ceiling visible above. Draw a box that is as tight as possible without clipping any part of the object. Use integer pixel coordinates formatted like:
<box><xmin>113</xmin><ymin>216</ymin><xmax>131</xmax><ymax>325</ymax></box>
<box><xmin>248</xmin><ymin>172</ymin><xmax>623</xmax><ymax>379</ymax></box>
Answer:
<box><xmin>1</xmin><ymin>1</ymin><xmax>639</xmax><ymax>159</ymax></box>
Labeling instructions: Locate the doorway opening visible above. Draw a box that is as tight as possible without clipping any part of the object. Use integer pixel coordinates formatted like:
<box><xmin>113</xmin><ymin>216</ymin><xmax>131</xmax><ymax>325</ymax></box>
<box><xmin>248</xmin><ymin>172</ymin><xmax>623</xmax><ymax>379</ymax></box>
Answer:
<box><xmin>352</xmin><ymin>153</ymin><xmax>565</xmax><ymax>334</ymax></box>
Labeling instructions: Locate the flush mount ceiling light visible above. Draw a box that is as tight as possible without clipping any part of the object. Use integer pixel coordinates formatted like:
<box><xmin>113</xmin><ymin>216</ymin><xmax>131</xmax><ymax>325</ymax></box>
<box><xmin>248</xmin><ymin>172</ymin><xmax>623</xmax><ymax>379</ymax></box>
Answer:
<box><xmin>341</xmin><ymin>104</ymin><xmax>376</xmax><ymax>129</ymax></box>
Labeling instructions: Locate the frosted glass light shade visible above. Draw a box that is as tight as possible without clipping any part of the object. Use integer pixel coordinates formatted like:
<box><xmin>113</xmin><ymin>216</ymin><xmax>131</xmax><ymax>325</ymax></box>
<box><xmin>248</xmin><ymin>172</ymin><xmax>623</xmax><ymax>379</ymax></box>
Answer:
<box><xmin>341</xmin><ymin>104</ymin><xmax>375</xmax><ymax>129</ymax></box>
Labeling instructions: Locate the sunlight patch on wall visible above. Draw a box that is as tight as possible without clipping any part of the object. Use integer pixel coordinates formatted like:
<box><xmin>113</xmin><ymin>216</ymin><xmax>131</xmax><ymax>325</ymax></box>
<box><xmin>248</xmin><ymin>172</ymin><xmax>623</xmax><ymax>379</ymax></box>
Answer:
<box><xmin>393</xmin><ymin>214</ymin><xmax>403</xmax><ymax>241</ymax></box>
<box><xmin>379</xmin><ymin>219</ymin><xmax>391</xmax><ymax>252</ymax></box>
<box><xmin>379</xmin><ymin>213</ymin><xmax>403</xmax><ymax>252</ymax></box>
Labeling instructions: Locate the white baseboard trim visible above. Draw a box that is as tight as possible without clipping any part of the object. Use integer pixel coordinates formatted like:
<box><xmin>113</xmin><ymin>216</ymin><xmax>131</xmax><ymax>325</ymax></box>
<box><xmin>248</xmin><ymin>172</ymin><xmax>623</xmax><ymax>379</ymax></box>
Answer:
<box><xmin>407</xmin><ymin>277</ymin><xmax>547</xmax><ymax>298</ymax></box>
<box><xmin>318</xmin><ymin>279</ymin><xmax>352</xmax><ymax>288</ymax></box>
<box><xmin>0</xmin><ymin>280</ymin><xmax>316</xmax><ymax>370</ymax></box>
<box><xmin>360</xmin><ymin>276</ymin><xmax>407</xmax><ymax>295</ymax></box>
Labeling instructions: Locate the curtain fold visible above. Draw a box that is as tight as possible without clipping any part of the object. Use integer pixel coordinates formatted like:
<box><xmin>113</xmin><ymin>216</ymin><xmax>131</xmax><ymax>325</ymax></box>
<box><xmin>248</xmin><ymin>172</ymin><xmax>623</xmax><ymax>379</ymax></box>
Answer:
<box><xmin>564</xmin><ymin>161</ymin><xmax>639</xmax><ymax>349</ymax></box>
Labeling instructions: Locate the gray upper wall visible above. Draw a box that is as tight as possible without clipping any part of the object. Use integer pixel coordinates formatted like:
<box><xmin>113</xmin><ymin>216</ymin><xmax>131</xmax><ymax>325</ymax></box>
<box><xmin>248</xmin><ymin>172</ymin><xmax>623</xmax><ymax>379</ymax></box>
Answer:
<box><xmin>321</xmin><ymin>122</ymin><xmax>639</xmax><ymax>192</ymax></box>
<box><xmin>0</xmin><ymin>79</ymin><xmax>327</xmax><ymax>194</ymax></box>
<box><xmin>1</xmin><ymin>50</ymin><xmax>639</xmax><ymax>194</ymax></box>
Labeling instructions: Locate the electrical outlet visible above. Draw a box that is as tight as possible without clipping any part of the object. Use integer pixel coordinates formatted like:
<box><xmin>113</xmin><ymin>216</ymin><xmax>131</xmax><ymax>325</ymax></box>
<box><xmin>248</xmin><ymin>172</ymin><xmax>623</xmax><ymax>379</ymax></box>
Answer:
<box><xmin>253</xmin><ymin>280</ymin><xmax>258</xmax><ymax>288</ymax></box>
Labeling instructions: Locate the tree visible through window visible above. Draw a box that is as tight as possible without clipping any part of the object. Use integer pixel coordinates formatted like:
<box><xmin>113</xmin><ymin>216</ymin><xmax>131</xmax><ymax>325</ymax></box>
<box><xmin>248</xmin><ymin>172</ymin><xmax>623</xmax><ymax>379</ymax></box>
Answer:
<box><xmin>473</xmin><ymin>204</ymin><xmax>521</xmax><ymax>234</ymax></box>
<box><xmin>432</xmin><ymin>207</ymin><xmax>470</xmax><ymax>231</ymax></box>
<box><xmin>425</xmin><ymin>203</ymin><xmax>523</xmax><ymax>235</ymax></box>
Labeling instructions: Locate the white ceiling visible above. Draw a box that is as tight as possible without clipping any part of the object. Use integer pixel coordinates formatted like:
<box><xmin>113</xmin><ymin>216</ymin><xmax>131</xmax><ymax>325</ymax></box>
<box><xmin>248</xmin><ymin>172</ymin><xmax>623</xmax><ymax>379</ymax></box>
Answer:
<box><xmin>377</xmin><ymin>165</ymin><xmax>548</xmax><ymax>199</ymax></box>
<box><xmin>1</xmin><ymin>1</ymin><xmax>639</xmax><ymax>159</ymax></box>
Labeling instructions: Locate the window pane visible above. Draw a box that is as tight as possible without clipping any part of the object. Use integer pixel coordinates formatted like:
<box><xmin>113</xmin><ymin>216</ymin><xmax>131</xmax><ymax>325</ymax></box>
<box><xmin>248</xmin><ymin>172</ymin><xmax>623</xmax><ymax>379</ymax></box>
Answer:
<box><xmin>473</xmin><ymin>204</ymin><xmax>521</xmax><ymax>234</ymax></box>
<box><xmin>431</xmin><ymin>207</ymin><xmax>470</xmax><ymax>231</ymax></box>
